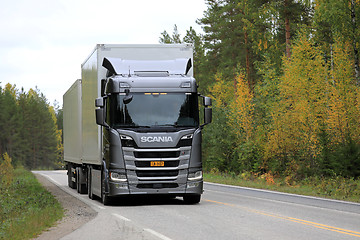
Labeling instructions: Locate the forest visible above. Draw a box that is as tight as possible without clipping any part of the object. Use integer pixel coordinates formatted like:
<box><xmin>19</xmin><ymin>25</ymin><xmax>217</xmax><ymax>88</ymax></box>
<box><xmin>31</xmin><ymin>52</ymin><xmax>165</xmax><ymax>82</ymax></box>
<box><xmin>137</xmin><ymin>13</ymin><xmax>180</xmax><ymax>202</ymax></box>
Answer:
<box><xmin>0</xmin><ymin>84</ymin><xmax>63</xmax><ymax>169</ymax></box>
<box><xmin>1</xmin><ymin>0</ymin><xmax>359</xmax><ymax>180</ymax></box>
<box><xmin>160</xmin><ymin>0</ymin><xmax>360</xmax><ymax>180</ymax></box>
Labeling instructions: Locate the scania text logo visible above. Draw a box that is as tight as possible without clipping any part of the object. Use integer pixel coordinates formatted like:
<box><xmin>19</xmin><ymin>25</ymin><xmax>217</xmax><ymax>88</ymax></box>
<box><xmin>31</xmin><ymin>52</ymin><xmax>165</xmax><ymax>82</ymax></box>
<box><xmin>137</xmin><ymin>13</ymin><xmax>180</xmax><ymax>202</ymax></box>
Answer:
<box><xmin>140</xmin><ymin>136</ymin><xmax>173</xmax><ymax>143</ymax></box>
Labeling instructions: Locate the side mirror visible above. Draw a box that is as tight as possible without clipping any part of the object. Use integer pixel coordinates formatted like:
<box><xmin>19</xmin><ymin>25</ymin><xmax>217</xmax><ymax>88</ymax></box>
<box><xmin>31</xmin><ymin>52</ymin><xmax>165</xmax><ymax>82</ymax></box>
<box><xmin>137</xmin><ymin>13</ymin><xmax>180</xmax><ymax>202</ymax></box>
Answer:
<box><xmin>101</xmin><ymin>79</ymin><xmax>106</xmax><ymax>97</ymax></box>
<box><xmin>95</xmin><ymin>97</ymin><xmax>108</xmax><ymax>127</ymax></box>
<box><xmin>95</xmin><ymin>108</ymin><xmax>106</xmax><ymax>126</ymax></box>
<box><xmin>201</xmin><ymin>96</ymin><xmax>212</xmax><ymax>127</ymax></box>
<box><xmin>203</xmin><ymin>97</ymin><xmax>212</xmax><ymax>107</ymax></box>
<box><xmin>123</xmin><ymin>95</ymin><xmax>133</xmax><ymax>104</ymax></box>
<box><xmin>95</xmin><ymin>97</ymin><xmax>104</xmax><ymax>108</ymax></box>
<box><xmin>204</xmin><ymin>107</ymin><xmax>212</xmax><ymax>125</ymax></box>
<box><xmin>123</xmin><ymin>89</ymin><xmax>133</xmax><ymax>104</ymax></box>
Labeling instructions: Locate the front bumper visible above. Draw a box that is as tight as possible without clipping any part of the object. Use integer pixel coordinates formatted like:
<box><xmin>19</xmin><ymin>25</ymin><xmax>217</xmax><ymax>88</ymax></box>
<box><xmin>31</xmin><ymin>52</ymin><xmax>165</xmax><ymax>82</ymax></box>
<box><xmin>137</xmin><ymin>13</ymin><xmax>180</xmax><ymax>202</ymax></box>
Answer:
<box><xmin>108</xmin><ymin>179</ymin><xmax>203</xmax><ymax>196</ymax></box>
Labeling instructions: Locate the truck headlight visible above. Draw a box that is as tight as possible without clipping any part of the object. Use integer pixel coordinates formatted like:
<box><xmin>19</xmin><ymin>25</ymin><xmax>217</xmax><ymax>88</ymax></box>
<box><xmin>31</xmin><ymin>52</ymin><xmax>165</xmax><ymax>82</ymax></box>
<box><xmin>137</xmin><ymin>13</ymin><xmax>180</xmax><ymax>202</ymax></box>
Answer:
<box><xmin>120</xmin><ymin>134</ymin><xmax>136</xmax><ymax>147</ymax></box>
<box><xmin>178</xmin><ymin>134</ymin><xmax>193</xmax><ymax>147</ymax></box>
<box><xmin>181</xmin><ymin>134</ymin><xmax>193</xmax><ymax>140</ymax></box>
<box><xmin>188</xmin><ymin>171</ymin><xmax>202</xmax><ymax>181</ymax></box>
<box><xmin>110</xmin><ymin>171</ymin><xmax>127</xmax><ymax>182</ymax></box>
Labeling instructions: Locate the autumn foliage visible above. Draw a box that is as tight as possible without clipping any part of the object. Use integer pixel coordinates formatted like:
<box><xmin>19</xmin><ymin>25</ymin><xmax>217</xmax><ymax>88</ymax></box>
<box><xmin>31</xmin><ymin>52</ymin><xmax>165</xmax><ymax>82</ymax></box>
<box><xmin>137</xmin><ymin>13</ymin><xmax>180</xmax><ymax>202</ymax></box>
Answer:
<box><xmin>204</xmin><ymin>34</ymin><xmax>360</xmax><ymax>179</ymax></box>
<box><xmin>174</xmin><ymin>0</ymin><xmax>358</xmax><ymax>181</ymax></box>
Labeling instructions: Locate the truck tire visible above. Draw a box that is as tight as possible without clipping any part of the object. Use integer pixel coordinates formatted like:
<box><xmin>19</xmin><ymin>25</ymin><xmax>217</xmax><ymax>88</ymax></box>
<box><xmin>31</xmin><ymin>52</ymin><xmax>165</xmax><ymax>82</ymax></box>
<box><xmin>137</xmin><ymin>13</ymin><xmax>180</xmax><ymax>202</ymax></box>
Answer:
<box><xmin>68</xmin><ymin>164</ymin><xmax>76</xmax><ymax>189</ymax></box>
<box><xmin>76</xmin><ymin>167</ymin><xmax>87</xmax><ymax>194</ymax></box>
<box><xmin>183</xmin><ymin>194</ymin><xmax>201</xmax><ymax>204</ymax></box>
<box><xmin>76</xmin><ymin>167</ymin><xmax>80</xmax><ymax>193</ymax></box>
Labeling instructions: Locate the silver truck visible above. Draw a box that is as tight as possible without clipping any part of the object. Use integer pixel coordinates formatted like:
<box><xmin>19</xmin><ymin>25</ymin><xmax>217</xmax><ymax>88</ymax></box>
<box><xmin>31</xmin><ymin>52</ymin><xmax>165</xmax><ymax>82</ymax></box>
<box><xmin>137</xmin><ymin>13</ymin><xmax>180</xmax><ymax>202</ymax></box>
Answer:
<box><xmin>63</xmin><ymin>44</ymin><xmax>212</xmax><ymax>205</ymax></box>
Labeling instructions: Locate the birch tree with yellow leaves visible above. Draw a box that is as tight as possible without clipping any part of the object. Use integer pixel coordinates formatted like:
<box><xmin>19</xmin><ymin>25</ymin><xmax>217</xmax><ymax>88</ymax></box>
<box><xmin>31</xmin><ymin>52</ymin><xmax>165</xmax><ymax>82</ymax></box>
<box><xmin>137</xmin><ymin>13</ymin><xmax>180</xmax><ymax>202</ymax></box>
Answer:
<box><xmin>324</xmin><ymin>42</ymin><xmax>360</xmax><ymax>177</ymax></box>
<box><xmin>265</xmin><ymin>35</ymin><xmax>328</xmax><ymax>175</ymax></box>
<box><xmin>265</xmin><ymin>35</ymin><xmax>360</xmax><ymax>177</ymax></box>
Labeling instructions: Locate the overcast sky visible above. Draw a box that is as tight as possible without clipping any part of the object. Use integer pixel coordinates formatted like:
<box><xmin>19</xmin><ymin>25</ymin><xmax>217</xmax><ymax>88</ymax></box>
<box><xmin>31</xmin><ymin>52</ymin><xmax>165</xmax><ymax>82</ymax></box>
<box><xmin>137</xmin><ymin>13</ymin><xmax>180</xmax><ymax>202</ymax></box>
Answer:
<box><xmin>0</xmin><ymin>0</ymin><xmax>207</xmax><ymax>106</ymax></box>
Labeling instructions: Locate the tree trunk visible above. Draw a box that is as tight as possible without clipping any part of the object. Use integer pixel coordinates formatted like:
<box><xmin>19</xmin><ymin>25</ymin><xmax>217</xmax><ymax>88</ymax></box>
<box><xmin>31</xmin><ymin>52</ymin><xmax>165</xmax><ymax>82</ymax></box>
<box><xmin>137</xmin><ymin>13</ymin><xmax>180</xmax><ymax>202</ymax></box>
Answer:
<box><xmin>351</xmin><ymin>0</ymin><xmax>360</xmax><ymax>85</ymax></box>
<box><xmin>244</xmin><ymin>31</ymin><xmax>252</xmax><ymax>91</ymax></box>
<box><xmin>285</xmin><ymin>0</ymin><xmax>291</xmax><ymax>59</ymax></box>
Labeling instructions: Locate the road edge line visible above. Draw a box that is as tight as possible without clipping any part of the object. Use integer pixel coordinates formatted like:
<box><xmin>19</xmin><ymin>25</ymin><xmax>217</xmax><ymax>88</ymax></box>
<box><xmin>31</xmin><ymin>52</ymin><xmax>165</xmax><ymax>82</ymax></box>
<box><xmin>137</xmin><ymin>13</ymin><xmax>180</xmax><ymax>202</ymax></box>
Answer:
<box><xmin>204</xmin><ymin>181</ymin><xmax>360</xmax><ymax>206</ymax></box>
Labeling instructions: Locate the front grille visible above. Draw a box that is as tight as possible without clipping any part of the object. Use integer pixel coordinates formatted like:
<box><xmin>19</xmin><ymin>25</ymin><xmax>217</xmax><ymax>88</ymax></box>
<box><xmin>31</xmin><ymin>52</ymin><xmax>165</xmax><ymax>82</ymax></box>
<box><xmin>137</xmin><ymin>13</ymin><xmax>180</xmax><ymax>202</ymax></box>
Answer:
<box><xmin>137</xmin><ymin>183</ymin><xmax>179</xmax><ymax>189</ymax></box>
<box><xmin>134</xmin><ymin>151</ymin><xmax>180</xmax><ymax>158</ymax></box>
<box><xmin>135</xmin><ymin>160</ymin><xmax>180</xmax><ymax>167</ymax></box>
<box><xmin>136</xmin><ymin>170</ymin><xmax>178</xmax><ymax>178</ymax></box>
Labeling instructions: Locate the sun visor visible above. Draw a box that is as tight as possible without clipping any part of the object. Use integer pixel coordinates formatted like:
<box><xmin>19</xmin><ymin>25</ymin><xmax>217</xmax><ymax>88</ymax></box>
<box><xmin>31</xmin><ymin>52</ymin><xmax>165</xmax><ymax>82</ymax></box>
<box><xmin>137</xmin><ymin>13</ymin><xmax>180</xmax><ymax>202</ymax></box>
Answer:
<box><xmin>102</xmin><ymin>57</ymin><xmax>192</xmax><ymax>76</ymax></box>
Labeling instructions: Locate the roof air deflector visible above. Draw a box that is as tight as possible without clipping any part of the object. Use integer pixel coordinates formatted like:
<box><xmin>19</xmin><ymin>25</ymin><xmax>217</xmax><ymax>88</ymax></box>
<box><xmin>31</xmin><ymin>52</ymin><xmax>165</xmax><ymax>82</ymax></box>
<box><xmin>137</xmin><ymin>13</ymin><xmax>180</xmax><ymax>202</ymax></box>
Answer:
<box><xmin>102</xmin><ymin>57</ymin><xmax>193</xmax><ymax>76</ymax></box>
<box><xmin>102</xmin><ymin>57</ymin><xmax>117</xmax><ymax>76</ymax></box>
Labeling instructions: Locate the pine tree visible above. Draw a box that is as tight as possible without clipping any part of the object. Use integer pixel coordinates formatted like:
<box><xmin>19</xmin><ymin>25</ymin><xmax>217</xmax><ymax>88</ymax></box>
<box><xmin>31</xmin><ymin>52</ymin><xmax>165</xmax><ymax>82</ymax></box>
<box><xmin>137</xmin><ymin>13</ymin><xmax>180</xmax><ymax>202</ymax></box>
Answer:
<box><xmin>0</xmin><ymin>84</ymin><xmax>21</xmax><ymax>165</ymax></box>
<box><xmin>159</xmin><ymin>25</ymin><xmax>183</xmax><ymax>44</ymax></box>
<box><xmin>198</xmin><ymin>0</ymin><xmax>258</xmax><ymax>87</ymax></box>
<box><xmin>159</xmin><ymin>30</ymin><xmax>172</xmax><ymax>43</ymax></box>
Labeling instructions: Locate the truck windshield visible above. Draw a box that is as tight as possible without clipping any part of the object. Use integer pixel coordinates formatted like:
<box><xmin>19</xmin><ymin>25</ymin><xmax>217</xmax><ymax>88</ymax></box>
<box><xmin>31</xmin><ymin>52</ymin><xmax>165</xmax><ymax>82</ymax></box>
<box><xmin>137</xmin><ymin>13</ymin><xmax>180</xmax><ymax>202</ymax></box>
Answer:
<box><xmin>109</xmin><ymin>92</ymin><xmax>199</xmax><ymax>128</ymax></box>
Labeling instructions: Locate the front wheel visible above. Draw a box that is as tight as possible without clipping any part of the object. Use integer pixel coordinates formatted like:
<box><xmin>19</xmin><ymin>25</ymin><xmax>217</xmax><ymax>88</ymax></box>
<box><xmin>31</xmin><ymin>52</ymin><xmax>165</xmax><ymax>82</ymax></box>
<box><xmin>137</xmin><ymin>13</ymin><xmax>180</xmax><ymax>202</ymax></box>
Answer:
<box><xmin>183</xmin><ymin>194</ymin><xmax>201</xmax><ymax>204</ymax></box>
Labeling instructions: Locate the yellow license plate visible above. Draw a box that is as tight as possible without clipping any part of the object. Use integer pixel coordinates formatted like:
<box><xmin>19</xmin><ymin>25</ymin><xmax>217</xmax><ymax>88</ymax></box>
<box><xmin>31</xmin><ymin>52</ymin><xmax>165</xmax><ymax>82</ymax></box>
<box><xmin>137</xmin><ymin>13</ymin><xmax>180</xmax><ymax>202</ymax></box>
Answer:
<box><xmin>150</xmin><ymin>161</ymin><xmax>164</xmax><ymax>167</ymax></box>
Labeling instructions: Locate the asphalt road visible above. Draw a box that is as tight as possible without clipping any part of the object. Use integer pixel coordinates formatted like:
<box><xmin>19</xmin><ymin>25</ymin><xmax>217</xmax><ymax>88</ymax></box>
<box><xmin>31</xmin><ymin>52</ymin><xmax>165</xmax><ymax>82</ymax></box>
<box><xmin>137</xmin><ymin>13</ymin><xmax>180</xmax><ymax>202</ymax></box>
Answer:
<box><xmin>35</xmin><ymin>170</ymin><xmax>360</xmax><ymax>240</ymax></box>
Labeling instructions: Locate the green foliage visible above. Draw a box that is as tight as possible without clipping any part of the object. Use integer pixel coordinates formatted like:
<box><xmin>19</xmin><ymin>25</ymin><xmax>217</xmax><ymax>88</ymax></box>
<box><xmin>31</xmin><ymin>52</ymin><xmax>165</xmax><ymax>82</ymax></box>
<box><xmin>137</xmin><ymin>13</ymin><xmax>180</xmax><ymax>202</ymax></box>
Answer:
<box><xmin>159</xmin><ymin>24</ymin><xmax>182</xmax><ymax>44</ymax></box>
<box><xmin>314</xmin><ymin>0</ymin><xmax>360</xmax><ymax>83</ymax></box>
<box><xmin>159</xmin><ymin>0</ymin><xmax>360</xmax><ymax>181</ymax></box>
<box><xmin>0</xmin><ymin>168</ymin><xmax>63</xmax><ymax>239</ymax></box>
<box><xmin>0</xmin><ymin>153</ymin><xmax>14</xmax><ymax>186</ymax></box>
<box><xmin>0</xmin><ymin>84</ymin><xmax>21</xmax><ymax>161</ymax></box>
<box><xmin>203</xmin><ymin>105</ymin><xmax>237</xmax><ymax>172</ymax></box>
<box><xmin>300</xmin><ymin>175</ymin><xmax>360</xmax><ymax>202</ymax></box>
<box><xmin>0</xmin><ymin>84</ymin><xmax>63</xmax><ymax>169</ymax></box>
<box><xmin>321</xmin><ymin>136</ymin><xmax>360</xmax><ymax>178</ymax></box>
<box><xmin>159</xmin><ymin>24</ymin><xmax>211</xmax><ymax>94</ymax></box>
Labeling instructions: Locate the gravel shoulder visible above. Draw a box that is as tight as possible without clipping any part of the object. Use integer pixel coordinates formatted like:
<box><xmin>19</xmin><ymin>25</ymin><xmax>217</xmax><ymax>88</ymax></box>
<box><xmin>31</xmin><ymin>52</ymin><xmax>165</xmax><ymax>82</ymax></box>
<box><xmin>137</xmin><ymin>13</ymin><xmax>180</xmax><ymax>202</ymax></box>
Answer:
<box><xmin>34</xmin><ymin>174</ymin><xmax>97</xmax><ymax>240</ymax></box>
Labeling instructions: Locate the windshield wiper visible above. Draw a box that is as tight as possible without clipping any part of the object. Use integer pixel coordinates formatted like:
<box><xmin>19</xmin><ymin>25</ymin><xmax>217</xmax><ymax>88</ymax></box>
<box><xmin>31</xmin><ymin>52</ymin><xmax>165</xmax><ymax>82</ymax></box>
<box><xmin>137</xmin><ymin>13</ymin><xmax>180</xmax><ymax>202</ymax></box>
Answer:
<box><xmin>116</xmin><ymin>125</ymin><xmax>151</xmax><ymax>128</ymax></box>
<box><xmin>154</xmin><ymin>124</ymin><xmax>179</xmax><ymax>127</ymax></box>
<box><xmin>155</xmin><ymin>124</ymin><xmax>195</xmax><ymax>128</ymax></box>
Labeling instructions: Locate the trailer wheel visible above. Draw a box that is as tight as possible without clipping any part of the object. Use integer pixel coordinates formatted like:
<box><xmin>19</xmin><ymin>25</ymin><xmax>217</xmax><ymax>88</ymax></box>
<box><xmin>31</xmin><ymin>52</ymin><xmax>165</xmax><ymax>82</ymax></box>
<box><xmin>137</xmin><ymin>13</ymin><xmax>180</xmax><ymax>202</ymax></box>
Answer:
<box><xmin>183</xmin><ymin>194</ymin><xmax>201</xmax><ymax>204</ymax></box>
<box><xmin>76</xmin><ymin>167</ymin><xmax>87</xmax><ymax>194</ymax></box>
<box><xmin>68</xmin><ymin>164</ymin><xmax>76</xmax><ymax>189</ymax></box>
<box><xmin>76</xmin><ymin>167</ymin><xmax>80</xmax><ymax>193</ymax></box>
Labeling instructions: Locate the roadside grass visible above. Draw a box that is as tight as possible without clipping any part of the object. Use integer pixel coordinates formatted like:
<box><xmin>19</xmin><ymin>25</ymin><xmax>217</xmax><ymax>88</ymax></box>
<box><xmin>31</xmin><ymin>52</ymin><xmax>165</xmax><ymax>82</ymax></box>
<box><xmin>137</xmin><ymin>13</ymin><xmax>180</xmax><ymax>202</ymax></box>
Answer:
<box><xmin>0</xmin><ymin>167</ymin><xmax>63</xmax><ymax>240</ymax></box>
<box><xmin>204</xmin><ymin>171</ymin><xmax>360</xmax><ymax>203</ymax></box>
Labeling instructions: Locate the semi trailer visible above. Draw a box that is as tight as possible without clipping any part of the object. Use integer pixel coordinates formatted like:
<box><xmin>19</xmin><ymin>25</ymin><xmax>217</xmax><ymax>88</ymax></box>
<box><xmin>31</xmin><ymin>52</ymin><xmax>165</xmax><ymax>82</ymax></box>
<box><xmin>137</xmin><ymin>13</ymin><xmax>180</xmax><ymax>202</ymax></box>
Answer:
<box><xmin>63</xmin><ymin>44</ymin><xmax>212</xmax><ymax>205</ymax></box>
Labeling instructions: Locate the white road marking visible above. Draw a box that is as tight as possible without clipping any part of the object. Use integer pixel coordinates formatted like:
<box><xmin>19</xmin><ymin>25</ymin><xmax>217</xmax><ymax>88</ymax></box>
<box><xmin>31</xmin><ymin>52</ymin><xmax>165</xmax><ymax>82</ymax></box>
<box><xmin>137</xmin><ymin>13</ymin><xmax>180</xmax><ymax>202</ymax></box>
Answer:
<box><xmin>90</xmin><ymin>202</ymin><xmax>106</xmax><ymax>210</ymax></box>
<box><xmin>35</xmin><ymin>171</ymin><xmax>107</xmax><ymax>211</ymax></box>
<box><xmin>112</xmin><ymin>213</ymin><xmax>131</xmax><ymax>222</ymax></box>
<box><xmin>37</xmin><ymin>172</ymin><xmax>62</xmax><ymax>186</ymax></box>
<box><xmin>205</xmin><ymin>181</ymin><xmax>360</xmax><ymax>206</ymax></box>
<box><xmin>144</xmin><ymin>228</ymin><xmax>173</xmax><ymax>240</ymax></box>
